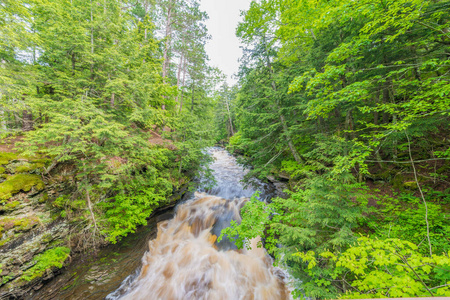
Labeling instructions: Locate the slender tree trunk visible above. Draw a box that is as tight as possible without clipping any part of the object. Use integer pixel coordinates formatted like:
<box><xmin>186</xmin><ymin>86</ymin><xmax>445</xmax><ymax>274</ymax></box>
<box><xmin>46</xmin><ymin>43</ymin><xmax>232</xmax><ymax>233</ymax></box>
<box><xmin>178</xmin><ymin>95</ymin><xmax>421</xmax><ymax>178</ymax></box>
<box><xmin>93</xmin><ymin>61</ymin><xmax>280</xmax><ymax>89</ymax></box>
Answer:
<box><xmin>270</xmin><ymin>81</ymin><xmax>301</xmax><ymax>156</ymax></box>
<box><xmin>90</xmin><ymin>0</ymin><xmax>94</xmax><ymax>79</ymax></box>
<box><xmin>382</xmin><ymin>87</ymin><xmax>390</xmax><ymax>123</ymax></box>
<box><xmin>176</xmin><ymin>54</ymin><xmax>183</xmax><ymax>87</ymax></box>
<box><xmin>225</xmin><ymin>97</ymin><xmax>234</xmax><ymax>136</ymax></box>
<box><xmin>373</xmin><ymin>90</ymin><xmax>380</xmax><ymax>125</ymax></box>
<box><xmin>179</xmin><ymin>57</ymin><xmax>187</xmax><ymax>113</ymax></box>
<box><xmin>334</xmin><ymin>107</ymin><xmax>341</xmax><ymax>130</ymax></box>
<box><xmin>345</xmin><ymin>108</ymin><xmax>355</xmax><ymax>139</ymax></box>
<box><xmin>22</xmin><ymin>109</ymin><xmax>33</xmax><ymax>132</ymax></box>
<box><xmin>161</xmin><ymin>4</ymin><xmax>173</xmax><ymax>111</ymax></box>
<box><xmin>387</xmin><ymin>79</ymin><xmax>398</xmax><ymax>161</ymax></box>
<box><xmin>176</xmin><ymin>36</ymin><xmax>186</xmax><ymax>88</ymax></box>
<box><xmin>191</xmin><ymin>84</ymin><xmax>195</xmax><ymax>112</ymax></box>
<box><xmin>406</xmin><ymin>132</ymin><xmax>432</xmax><ymax>257</ymax></box>
<box><xmin>279</xmin><ymin>112</ymin><xmax>302</xmax><ymax>164</ymax></box>
<box><xmin>411</xmin><ymin>46</ymin><xmax>422</xmax><ymax>81</ymax></box>
<box><xmin>82</xmin><ymin>160</ymin><xmax>99</xmax><ymax>236</ymax></box>
<box><xmin>1</xmin><ymin>109</ymin><xmax>7</xmax><ymax>132</ymax></box>
<box><xmin>86</xmin><ymin>187</ymin><xmax>98</xmax><ymax>233</ymax></box>
<box><xmin>393</xmin><ymin>113</ymin><xmax>398</xmax><ymax>160</ymax></box>
<box><xmin>175</xmin><ymin>52</ymin><xmax>184</xmax><ymax>111</ymax></box>
<box><xmin>317</xmin><ymin>116</ymin><xmax>322</xmax><ymax>133</ymax></box>
<box><xmin>263</xmin><ymin>36</ymin><xmax>302</xmax><ymax>164</ymax></box>
<box><xmin>162</xmin><ymin>6</ymin><xmax>173</xmax><ymax>80</ymax></box>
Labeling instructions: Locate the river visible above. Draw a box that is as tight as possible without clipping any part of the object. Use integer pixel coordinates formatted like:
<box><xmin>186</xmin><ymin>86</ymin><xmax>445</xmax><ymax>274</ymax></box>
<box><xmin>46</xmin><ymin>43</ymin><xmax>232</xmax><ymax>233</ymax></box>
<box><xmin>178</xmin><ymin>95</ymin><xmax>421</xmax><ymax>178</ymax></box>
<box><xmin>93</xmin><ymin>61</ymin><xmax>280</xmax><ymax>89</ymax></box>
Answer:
<box><xmin>29</xmin><ymin>148</ymin><xmax>291</xmax><ymax>299</ymax></box>
<box><xmin>107</xmin><ymin>148</ymin><xmax>291</xmax><ymax>299</ymax></box>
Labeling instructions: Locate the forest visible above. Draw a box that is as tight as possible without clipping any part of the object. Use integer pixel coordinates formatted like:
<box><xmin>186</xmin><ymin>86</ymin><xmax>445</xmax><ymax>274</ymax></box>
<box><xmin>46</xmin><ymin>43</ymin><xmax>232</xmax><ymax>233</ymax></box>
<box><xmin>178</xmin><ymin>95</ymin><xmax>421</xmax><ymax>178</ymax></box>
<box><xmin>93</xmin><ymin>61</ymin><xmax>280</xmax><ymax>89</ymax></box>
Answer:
<box><xmin>1</xmin><ymin>0</ymin><xmax>450</xmax><ymax>299</ymax></box>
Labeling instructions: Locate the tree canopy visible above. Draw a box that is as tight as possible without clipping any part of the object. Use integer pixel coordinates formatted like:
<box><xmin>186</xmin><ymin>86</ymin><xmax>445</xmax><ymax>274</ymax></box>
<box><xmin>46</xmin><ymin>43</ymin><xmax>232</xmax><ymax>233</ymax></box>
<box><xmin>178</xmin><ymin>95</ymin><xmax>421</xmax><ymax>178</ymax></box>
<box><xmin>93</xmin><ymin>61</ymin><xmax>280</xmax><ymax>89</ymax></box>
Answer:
<box><xmin>218</xmin><ymin>0</ymin><xmax>450</xmax><ymax>298</ymax></box>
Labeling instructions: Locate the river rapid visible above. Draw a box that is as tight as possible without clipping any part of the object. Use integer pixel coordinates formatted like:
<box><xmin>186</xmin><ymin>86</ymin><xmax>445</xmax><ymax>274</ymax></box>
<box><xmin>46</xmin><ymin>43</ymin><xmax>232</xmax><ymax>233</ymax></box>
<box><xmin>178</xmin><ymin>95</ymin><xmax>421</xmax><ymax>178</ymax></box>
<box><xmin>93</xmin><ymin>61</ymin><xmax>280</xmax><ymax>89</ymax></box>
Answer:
<box><xmin>106</xmin><ymin>148</ymin><xmax>291</xmax><ymax>300</ymax></box>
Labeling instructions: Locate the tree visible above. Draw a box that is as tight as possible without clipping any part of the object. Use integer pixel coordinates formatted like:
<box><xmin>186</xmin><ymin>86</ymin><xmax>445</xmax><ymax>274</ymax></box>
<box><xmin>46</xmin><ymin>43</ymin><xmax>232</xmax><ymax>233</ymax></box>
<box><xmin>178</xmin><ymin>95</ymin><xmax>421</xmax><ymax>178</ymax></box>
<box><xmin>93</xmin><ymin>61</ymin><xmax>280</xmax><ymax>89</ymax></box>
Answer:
<box><xmin>227</xmin><ymin>0</ymin><xmax>450</xmax><ymax>298</ymax></box>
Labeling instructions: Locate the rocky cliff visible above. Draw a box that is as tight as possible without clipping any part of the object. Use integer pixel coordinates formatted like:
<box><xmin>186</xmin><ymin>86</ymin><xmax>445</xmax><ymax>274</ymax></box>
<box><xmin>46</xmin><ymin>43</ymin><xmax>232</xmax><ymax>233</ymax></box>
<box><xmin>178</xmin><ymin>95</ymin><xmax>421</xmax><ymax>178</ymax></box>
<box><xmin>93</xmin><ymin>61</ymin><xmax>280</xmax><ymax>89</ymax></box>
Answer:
<box><xmin>0</xmin><ymin>152</ymin><xmax>72</xmax><ymax>299</ymax></box>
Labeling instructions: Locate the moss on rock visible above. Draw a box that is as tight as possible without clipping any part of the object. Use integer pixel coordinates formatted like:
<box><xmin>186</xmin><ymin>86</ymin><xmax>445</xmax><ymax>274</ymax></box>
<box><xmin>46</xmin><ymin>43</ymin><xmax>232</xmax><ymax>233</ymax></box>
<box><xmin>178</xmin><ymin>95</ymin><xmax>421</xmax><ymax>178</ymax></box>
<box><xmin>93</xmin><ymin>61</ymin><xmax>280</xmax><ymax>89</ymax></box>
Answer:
<box><xmin>3</xmin><ymin>201</ymin><xmax>20</xmax><ymax>211</ymax></box>
<box><xmin>21</xmin><ymin>247</ymin><xmax>70</xmax><ymax>282</ymax></box>
<box><xmin>0</xmin><ymin>153</ymin><xmax>18</xmax><ymax>166</ymax></box>
<box><xmin>38</xmin><ymin>192</ymin><xmax>49</xmax><ymax>203</ymax></box>
<box><xmin>0</xmin><ymin>174</ymin><xmax>45</xmax><ymax>201</ymax></box>
<box><xmin>15</xmin><ymin>163</ymin><xmax>45</xmax><ymax>174</ymax></box>
<box><xmin>0</xmin><ymin>216</ymin><xmax>40</xmax><ymax>234</ymax></box>
<box><xmin>0</xmin><ymin>237</ymin><xmax>12</xmax><ymax>247</ymax></box>
<box><xmin>403</xmin><ymin>181</ymin><xmax>419</xmax><ymax>189</ymax></box>
<box><xmin>14</xmin><ymin>216</ymin><xmax>40</xmax><ymax>232</ymax></box>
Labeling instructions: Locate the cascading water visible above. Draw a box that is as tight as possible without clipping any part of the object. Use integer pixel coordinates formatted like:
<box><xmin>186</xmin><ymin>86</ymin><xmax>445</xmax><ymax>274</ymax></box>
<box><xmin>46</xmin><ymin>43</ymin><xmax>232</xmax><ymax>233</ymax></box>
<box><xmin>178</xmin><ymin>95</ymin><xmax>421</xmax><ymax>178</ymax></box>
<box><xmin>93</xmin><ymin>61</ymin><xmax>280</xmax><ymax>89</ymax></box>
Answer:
<box><xmin>106</xmin><ymin>148</ymin><xmax>291</xmax><ymax>300</ymax></box>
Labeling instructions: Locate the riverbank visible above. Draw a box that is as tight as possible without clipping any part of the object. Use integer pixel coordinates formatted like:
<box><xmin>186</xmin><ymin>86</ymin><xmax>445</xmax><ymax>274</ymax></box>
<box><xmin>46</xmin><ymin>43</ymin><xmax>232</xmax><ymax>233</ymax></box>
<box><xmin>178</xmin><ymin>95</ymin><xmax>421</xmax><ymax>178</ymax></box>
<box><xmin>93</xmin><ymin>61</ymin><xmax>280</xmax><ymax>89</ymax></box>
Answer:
<box><xmin>0</xmin><ymin>133</ymin><xmax>199</xmax><ymax>299</ymax></box>
<box><xmin>26</xmin><ymin>189</ymin><xmax>188</xmax><ymax>300</ymax></box>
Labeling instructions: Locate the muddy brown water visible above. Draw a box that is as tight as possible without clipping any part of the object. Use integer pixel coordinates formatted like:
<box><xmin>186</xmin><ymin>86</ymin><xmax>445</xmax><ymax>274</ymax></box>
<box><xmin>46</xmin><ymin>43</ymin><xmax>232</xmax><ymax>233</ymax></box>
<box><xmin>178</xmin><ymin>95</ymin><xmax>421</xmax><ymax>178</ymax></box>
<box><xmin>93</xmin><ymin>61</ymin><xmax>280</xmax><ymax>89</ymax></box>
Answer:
<box><xmin>27</xmin><ymin>207</ymin><xmax>177</xmax><ymax>300</ymax></box>
<box><xmin>30</xmin><ymin>148</ymin><xmax>291</xmax><ymax>299</ymax></box>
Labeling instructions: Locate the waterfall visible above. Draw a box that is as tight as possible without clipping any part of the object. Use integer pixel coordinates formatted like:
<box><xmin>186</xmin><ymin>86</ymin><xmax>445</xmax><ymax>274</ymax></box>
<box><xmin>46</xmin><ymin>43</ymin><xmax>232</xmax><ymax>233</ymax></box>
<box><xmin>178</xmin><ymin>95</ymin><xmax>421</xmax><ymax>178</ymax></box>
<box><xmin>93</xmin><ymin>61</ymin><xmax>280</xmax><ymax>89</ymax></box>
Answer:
<box><xmin>106</xmin><ymin>148</ymin><xmax>291</xmax><ymax>300</ymax></box>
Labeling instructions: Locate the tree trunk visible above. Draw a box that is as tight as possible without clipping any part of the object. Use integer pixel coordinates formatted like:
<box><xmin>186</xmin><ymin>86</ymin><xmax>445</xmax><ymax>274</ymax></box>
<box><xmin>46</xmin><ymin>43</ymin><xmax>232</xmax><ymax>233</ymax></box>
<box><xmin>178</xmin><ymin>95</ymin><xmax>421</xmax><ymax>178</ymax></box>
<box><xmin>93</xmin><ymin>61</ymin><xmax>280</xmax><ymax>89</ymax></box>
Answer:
<box><xmin>0</xmin><ymin>109</ymin><xmax>6</xmax><ymax>132</ymax></box>
<box><xmin>279</xmin><ymin>113</ymin><xmax>302</xmax><ymax>164</ymax></box>
<box><xmin>373</xmin><ymin>90</ymin><xmax>380</xmax><ymax>126</ymax></box>
<box><xmin>191</xmin><ymin>84</ymin><xmax>195</xmax><ymax>112</ymax></box>
<box><xmin>382</xmin><ymin>87</ymin><xmax>390</xmax><ymax>123</ymax></box>
<box><xmin>162</xmin><ymin>6</ymin><xmax>173</xmax><ymax>80</ymax></box>
<box><xmin>176</xmin><ymin>54</ymin><xmax>183</xmax><ymax>87</ymax></box>
<box><xmin>90</xmin><ymin>0</ymin><xmax>94</xmax><ymax>79</ymax></box>
<box><xmin>179</xmin><ymin>57</ymin><xmax>187</xmax><ymax>113</ymax></box>
<box><xmin>225</xmin><ymin>97</ymin><xmax>234</xmax><ymax>136</ymax></box>
<box><xmin>161</xmin><ymin>4</ymin><xmax>173</xmax><ymax>111</ymax></box>
<box><xmin>22</xmin><ymin>110</ymin><xmax>33</xmax><ymax>132</ymax></box>
<box><xmin>318</xmin><ymin>116</ymin><xmax>324</xmax><ymax>133</ymax></box>
<box><xmin>345</xmin><ymin>108</ymin><xmax>355</xmax><ymax>139</ymax></box>
<box><xmin>175</xmin><ymin>53</ymin><xmax>184</xmax><ymax>111</ymax></box>
<box><xmin>373</xmin><ymin>111</ymin><xmax>379</xmax><ymax>126</ymax></box>
<box><xmin>263</xmin><ymin>35</ymin><xmax>302</xmax><ymax>164</ymax></box>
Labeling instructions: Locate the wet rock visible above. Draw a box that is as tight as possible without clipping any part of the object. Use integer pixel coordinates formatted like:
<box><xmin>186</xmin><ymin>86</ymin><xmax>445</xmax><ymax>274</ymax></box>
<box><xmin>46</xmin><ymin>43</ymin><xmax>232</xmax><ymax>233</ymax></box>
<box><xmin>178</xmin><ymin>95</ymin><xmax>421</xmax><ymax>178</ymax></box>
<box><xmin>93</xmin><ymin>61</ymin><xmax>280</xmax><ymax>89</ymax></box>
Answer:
<box><xmin>266</xmin><ymin>176</ymin><xmax>289</xmax><ymax>198</ymax></box>
<box><xmin>0</xmin><ymin>222</ymin><xmax>69</xmax><ymax>298</ymax></box>
<box><xmin>0</xmin><ymin>153</ymin><xmax>73</xmax><ymax>299</ymax></box>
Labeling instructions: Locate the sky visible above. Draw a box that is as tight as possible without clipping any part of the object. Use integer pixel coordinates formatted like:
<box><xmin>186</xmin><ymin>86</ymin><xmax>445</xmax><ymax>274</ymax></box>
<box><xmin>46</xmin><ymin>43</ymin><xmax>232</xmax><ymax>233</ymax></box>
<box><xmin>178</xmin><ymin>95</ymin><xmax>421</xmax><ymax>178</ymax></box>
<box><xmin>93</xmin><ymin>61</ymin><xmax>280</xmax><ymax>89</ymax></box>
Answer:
<box><xmin>199</xmin><ymin>0</ymin><xmax>252</xmax><ymax>85</ymax></box>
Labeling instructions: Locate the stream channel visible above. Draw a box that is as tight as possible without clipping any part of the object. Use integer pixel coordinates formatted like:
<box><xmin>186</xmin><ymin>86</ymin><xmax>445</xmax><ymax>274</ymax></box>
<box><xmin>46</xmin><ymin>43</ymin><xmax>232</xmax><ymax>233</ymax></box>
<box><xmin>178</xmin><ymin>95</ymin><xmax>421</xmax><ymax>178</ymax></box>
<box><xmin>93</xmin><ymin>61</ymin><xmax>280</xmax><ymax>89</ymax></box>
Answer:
<box><xmin>29</xmin><ymin>148</ymin><xmax>291</xmax><ymax>299</ymax></box>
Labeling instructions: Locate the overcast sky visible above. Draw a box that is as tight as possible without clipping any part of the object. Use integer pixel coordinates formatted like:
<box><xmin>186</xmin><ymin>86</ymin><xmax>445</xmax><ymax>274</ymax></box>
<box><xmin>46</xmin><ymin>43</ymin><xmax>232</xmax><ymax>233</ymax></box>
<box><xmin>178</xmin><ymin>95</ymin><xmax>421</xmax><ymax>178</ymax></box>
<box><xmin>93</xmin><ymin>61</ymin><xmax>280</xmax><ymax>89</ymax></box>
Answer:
<box><xmin>199</xmin><ymin>0</ymin><xmax>252</xmax><ymax>85</ymax></box>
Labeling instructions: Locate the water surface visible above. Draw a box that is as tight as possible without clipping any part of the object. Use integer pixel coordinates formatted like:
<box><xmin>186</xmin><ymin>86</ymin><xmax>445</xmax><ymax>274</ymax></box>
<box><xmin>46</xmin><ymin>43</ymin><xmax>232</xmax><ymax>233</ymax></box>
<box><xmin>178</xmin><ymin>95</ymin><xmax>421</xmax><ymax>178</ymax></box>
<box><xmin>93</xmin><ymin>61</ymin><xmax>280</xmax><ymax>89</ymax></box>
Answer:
<box><xmin>107</xmin><ymin>148</ymin><xmax>290</xmax><ymax>299</ymax></box>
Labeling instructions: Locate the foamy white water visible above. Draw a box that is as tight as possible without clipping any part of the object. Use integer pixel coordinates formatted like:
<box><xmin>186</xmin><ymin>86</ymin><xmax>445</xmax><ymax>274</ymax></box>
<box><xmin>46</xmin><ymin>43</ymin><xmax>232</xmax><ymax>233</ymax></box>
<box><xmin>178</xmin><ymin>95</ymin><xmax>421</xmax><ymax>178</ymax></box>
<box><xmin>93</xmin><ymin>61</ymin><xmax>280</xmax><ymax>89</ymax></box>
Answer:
<box><xmin>107</xmin><ymin>148</ymin><xmax>291</xmax><ymax>300</ymax></box>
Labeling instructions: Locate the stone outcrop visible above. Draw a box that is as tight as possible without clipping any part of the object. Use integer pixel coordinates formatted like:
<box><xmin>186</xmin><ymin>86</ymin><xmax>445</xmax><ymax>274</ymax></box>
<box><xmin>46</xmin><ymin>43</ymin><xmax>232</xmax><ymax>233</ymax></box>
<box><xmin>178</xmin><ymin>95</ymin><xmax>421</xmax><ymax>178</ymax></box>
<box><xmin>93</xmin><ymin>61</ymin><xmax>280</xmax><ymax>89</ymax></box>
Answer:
<box><xmin>0</xmin><ymin>152</ymin><xmax>71</xmax><ymax>299</ymax></box>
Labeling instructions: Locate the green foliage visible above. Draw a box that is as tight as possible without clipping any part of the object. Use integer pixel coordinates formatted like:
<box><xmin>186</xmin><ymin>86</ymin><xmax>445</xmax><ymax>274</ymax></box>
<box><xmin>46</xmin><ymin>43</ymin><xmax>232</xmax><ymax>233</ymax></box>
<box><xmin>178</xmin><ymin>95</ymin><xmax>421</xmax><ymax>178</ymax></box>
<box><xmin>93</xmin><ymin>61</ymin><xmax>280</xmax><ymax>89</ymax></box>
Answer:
<box><xmin>298</xmin><ymin>237</ymin><xmax>450</xmax><ymax>298</ymax></box>
<box><xmin>214</xmin><ymin>83</ymin><xmax>238</xmax><ymax>141</ymax></box>
<box><xmin>102</xmin><ymin>171</ymin><xmax>173</xmax><ymax>243</ymax></box>
<box><xmin>218</xmin><ymin>191</ymin><xmax>269</xmax><ymax>250</ymax></box>
<box><xmin>21</xmin><ymin>247</ymin><xmax>70</xmax><ymax>281</ymax></box>
<box><xmin>367</xmin><ymin>192</ymin><xmax>450</xmax><ymax>255</ymax></box>
<box><xmin>226</xmin><ymin>131</ymin><xmax>251</xmax><ymax>155</ymax></box>
<box><xmin>219</xmin><ymin>143</ymin><xmax>370</xmax><ymax>296</ymax></box>
<box><xmin>231</xmin><ymin>0</ymin><xmax>450</xmax><ymax>297</ymax></box>
<box><xmin>0</xmin><ymin>0</ymin><xmax>217</xmax><ymax>248</ymax></box>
